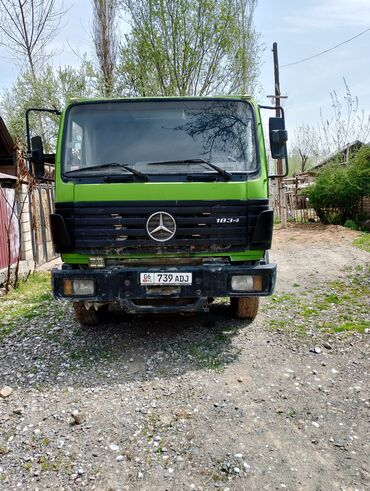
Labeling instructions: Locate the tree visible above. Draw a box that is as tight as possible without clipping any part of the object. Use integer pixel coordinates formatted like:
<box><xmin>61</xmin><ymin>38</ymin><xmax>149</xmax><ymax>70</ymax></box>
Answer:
<box><xmin>292</xmin><ymin>124</ymin><xmax>320</xmax><ymax>173</ymax></box>
<box><xmin>229</xmin><ymin>0</ymin><xmax>261</xmax><ymax>94</ymax></box>
<box><xmin>305</xmin><ymin>145</ymin><xmax>370</xmax><ymax>225</ymax></box>
<box><xmin>317</xmin><ymin>79</ymin><xmax>370</xmax><ymax>160</ymax></box>
<box><xmin>0</xmin><ymin>62</ymin><xmax>98</xmax><ymax>149</ymax></box>
<box><xmin>0</xmin><ymin>0</ymin><xmax>65</xmax><ymax>78</ymax></box>
<box><xmin>92</xmin><ymin>0</ymin><xmax>119</xmax><ymax>97</ymax></box>
<box><xmin>118</xmin><ymin>0</ymin><xmax>261</xmax><ymax>97</ymax></box>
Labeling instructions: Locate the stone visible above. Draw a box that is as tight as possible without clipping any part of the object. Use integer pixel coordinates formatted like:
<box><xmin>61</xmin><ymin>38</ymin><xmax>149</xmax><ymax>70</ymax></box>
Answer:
<box><xmin>71</xmin><ymin>410</ymin><xmax>82</xmax><ymax>425</ymax></box>
<box><xmin>116</xmin><ymin>455</ymin><xmax>124</xmax><ymax>462</ymax></box>
<box><xmin>309</xmin><ymin>347</ymin><xmax>321</xmax><ymax>354</ymax></box>
<box><xmin>109</xmin><ymin>443</ymin><xmax>119</xmax><ymax>452</ymax></box>
<box><xmin>323</xmin><ymin>342</ymin><xmax>332</xmax><ymax>350</ymax></box>
<box><xmin>0</xmin><ymin>386</ymin><xmax>13</xmax><ymax>398</ymax></box>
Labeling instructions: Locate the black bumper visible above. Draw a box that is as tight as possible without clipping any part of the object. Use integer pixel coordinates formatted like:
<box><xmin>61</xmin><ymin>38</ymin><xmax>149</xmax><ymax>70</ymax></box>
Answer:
<box><xmin>52</xmin><ymin>263</ymin><xmax>276</xmax><ymax>313</ymax></box>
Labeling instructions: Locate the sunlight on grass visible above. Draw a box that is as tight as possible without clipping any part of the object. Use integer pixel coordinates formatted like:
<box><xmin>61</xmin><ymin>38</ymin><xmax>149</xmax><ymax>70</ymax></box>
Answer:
<box><xmin>353</xmin><ymin>233</ymin><xmax>370</xmax><ymax>253</ymax></box>
<box><xmin>0</xmin><ymin>272</ymin><xmax>52</xmax><ymax>338</ymax></box>
<box><xmin>265</xmin><ymin>266</ymin><xmax>369</xmax><ymax>336</ymax></box>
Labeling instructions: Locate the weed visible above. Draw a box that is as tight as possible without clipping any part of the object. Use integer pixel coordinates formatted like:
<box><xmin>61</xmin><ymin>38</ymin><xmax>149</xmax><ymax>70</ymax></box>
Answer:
<box><xmin>0</xmin><ymin>272</ymin><xmax>52</xmax><ymax>339</ymax></box>
<box><xmin>270</xmin><ymin>319</ymin><xmax>288</xmax><ymax>330</ymax></box>
<box><xmin>353</xmin><ymin>233</ymin><xmax>370</xmax><ymax>253</ymax></box>
<box><xmin>39</xmin><ymin>455</ymin><xmax>50</xmax><ymax>471</ymax></box>
<box><xmin>344</xmin><ymin>219</ymin><xmax>358</xmax><ymax>230</ymax></box>
<box><xmin>187</xmin><ymin>330</ymin><xmax>235</xmax><ymax>371</ymax></box>
<box><xmin>302</xmin><ymin>307</ymin><xmax>319</xmax><ymax>318</ymax></box>
<box><xmin>267</xmin><ymin>266</ymin><xmax>369</xmax><ymax>336</ymax></box>
<box><xmin>329</xmin><ymin>321</ymin><xmax>369</xmax><ymax>334</ymax></box>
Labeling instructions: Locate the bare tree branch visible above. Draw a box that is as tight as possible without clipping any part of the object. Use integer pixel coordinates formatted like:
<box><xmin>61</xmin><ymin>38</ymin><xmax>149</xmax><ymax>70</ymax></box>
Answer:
<box><xmin>0</xmin><ymin>0</ymin><xmax>65</xmax><ymax>77</ymax></box>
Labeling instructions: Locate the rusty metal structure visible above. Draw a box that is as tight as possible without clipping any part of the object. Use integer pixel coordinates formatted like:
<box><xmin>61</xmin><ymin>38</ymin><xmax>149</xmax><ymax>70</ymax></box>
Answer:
<box><xmin>0</xmin><ymin>117</ymin><xmax>57</xmax><ymax>284</ymax></box>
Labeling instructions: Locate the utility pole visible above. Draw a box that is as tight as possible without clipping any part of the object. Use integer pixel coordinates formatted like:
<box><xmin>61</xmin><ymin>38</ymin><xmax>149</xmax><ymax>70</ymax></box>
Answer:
<box><xmin>272</xmin><ymin>42</ymin><xmax>287</xmax><ymax>228</ymax></box>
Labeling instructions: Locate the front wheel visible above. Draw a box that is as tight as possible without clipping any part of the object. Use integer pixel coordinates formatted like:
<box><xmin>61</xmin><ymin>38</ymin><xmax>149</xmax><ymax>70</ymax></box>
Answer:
<box><xmin>73</xmin><ymin>302</ymin><xmax>100</xmax><ymax>326</ymax></box>
<box><xmin>230</xmin><ymin>297</ymin><xmax>259</xmax><ymax>320</ymax></box>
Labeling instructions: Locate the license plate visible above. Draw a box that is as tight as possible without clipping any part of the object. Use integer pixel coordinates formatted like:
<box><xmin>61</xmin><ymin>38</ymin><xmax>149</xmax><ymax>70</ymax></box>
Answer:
<box><xmin>140</xmin><ymin>272</ymin><xmax>192</xmax><ymax>285</ymax></box>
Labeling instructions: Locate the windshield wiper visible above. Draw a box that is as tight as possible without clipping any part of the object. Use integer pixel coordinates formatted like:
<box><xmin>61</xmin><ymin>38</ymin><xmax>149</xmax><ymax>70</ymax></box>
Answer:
<box><xmin>64</xmin><ymin>162</ymin><xmax>149</xmax><ymax>181</ymax></box>
<box><xmin>147</xmin><ymin>158</ymin><xmax>232</xmax><ymax>181</ymax></box>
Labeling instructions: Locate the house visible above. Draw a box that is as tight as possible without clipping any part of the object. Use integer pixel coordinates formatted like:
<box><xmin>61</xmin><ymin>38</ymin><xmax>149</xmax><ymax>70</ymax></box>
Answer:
<box><xmin>0</xmin><ymin>117</ymin><xmax>57</xmax><ymax>289</ymax></box>
<box><xmin>312</xmin><ymin>140</ymin><xmax>365</xmax><ymax>170</ymax></box>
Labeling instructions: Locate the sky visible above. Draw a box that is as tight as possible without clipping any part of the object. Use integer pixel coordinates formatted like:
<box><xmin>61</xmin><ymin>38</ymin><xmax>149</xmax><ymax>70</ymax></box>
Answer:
<box><xmin>255</xmin><ymin>0</ymin><xmax>370</xmax><ymax>136</ymax></box>
<box><xmin>0</xmin><ymin>0</ymin><xmax>370</xmax><ymax>139</ymax></box>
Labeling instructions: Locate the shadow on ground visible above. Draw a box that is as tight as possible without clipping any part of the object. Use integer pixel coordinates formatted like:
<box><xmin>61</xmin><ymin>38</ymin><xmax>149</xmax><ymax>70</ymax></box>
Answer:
<box><xmin>0</xmin><ymin>301</ymin><xmax>249</xmax><ymax>389</ymax></box>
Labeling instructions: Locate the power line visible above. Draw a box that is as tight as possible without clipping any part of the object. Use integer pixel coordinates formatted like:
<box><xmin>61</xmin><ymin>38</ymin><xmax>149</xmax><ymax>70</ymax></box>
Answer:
<box><xmin>281</xmin><ymin>27</ymin><xmax>370</xmax><ymax>68</ymax></box>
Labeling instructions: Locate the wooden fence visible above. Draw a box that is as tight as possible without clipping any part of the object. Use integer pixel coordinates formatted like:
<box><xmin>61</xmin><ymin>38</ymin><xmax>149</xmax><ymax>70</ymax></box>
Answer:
<box><xmin>270</xmin><ymin>174</ymin><xmax>319</xmax><ymax>223</ymax></box>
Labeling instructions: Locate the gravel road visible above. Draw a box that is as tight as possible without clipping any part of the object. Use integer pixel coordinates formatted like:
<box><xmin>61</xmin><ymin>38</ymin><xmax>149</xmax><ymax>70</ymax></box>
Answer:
<box><xmin>0</xmin><ymin>224</ymin><xmax>369</xmax><ymax>490</ymax></box>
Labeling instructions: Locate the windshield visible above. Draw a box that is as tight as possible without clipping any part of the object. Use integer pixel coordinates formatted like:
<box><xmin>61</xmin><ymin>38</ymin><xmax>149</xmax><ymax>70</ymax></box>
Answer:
<box><xmin>62</xmin><ymin>99</ymin><xmax>258</xmax><ymax>177</ymax></box>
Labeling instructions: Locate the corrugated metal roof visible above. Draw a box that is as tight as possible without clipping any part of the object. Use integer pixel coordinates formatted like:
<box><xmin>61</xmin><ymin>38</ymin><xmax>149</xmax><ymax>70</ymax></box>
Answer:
<box><xmin>0</xmin><ymin>172</ymin><xmax>17</xmax><ymax>180</ymax></box>
<box><xmin>0</xmin><ymin>117</ymin><xmax>14</xmax><ymax>157</ymax></box>
<box><xmin>312</xmin><ymin>140</ymin><xmax>365</xmax><ymax>169</ymax></box>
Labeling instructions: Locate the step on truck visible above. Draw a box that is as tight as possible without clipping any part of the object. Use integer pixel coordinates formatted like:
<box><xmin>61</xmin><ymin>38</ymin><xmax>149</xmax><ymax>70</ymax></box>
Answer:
<box><xmin>26</xmin><ymin>96</ymin><xmax>288</xmax><ymax>325</ymax></box>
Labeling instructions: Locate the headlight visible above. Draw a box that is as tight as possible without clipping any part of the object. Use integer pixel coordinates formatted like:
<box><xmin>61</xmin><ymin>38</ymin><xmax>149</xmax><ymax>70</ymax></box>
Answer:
<box><xmin>231</xmin><ymin>275</ymin><xmax>262</xmax><ymax>292</ymax></box>
<box><xmin>63</xmin><ymin>279</ymin><xmax>95</xmax><ymax>296</ymax></box>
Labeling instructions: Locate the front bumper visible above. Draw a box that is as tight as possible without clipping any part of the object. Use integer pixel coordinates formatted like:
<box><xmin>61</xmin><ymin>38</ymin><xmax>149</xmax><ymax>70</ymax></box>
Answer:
<box><xmin>52</xmin><ymin>263</ymin><xmax>276</xmax><ymax>313</ymax></box>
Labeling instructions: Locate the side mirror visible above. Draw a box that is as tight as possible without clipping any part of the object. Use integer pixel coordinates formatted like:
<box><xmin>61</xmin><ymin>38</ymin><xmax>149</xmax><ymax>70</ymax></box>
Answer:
<box><xmin>259</xmin><ymin>105</ymin><xmax>289</xmax><ymax>178</ymax></box>
<box><xmin>269</xmin><ymin>117</ymin><xmax>288</xmax><ymax>159</ymax></box>
<box><xmin>31</xmin><ymin>136</ymin><xmax>45</xmax><ymax>178</ymax></box>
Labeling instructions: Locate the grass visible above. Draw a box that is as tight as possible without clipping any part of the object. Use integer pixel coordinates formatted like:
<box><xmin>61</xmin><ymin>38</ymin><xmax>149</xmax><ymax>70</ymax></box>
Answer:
<box><xmin>266</xmin><ymin>265</ymin><xmax>370</xmax><ymax>336</ymax></box>
<box><xmin>0</xmin><ymin>272</ymin><xmax>51</xmax><ymax>319</ymax></box>
<box><xmin>0</xmin><ymin>272</ymin><xmax>52</xmax><ymax>339</ymax></box>
<box><xmin>353</xmin><ymin>233</ymin><xmax>370</xmax><ymax>253</ymax></box>
<box><xmin>328</xmin><ymin>321</ymin><xmax>369</xmax><ymax>334</ymax></box>
<box><xmin>186</xmin><ymin>330</ymin><xmax>237</xmax><ymax>371</ymax></box>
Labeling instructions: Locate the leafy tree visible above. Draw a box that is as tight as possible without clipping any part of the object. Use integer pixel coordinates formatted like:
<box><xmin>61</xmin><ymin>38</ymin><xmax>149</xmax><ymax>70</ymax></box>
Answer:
<box><xmin>1</xmin><ymin>63</ymin><xmax>98</xmax><ymax>150</ymax></box>
<box><xmin>305</xmin><ymin>145</ymin><xmax>370</xmax><ymax>225</ymax></box>
<box><xmin>118</xmin><ymin>0</ymin><xmax>261</xmax><ymax>97</ymax></box>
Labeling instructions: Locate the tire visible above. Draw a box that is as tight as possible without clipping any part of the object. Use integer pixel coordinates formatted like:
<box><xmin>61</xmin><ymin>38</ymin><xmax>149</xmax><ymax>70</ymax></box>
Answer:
<box><xmin>73</xmin><ymin>302</ymin><xmax>100</xmax><ymax>326</ymax></box>
<box><xmin>230</xmin><ymin>296</ymin><xmax>259</xmax><ymax>320</ymax></box>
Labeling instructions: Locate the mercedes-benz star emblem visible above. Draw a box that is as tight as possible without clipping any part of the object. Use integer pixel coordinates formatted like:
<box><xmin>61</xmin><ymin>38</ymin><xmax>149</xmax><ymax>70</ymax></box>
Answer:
<box><xmin>146</xmin><ymin>212</ymin><xmax>176</xmax><ymax>242</ymax></box>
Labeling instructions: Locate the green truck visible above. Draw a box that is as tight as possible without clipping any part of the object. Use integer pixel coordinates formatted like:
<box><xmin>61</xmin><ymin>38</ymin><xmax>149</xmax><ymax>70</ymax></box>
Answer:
<box><xmin>26</xmin><ymin>96</ymin><xmax>288</xmax><ymax>325</ymax></box>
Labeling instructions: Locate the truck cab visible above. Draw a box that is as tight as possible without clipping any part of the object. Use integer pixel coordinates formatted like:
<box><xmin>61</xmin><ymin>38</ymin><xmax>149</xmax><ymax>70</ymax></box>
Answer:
<box><xmin>28</xmin><ymin>96</ymin><xmax>288</xmax><ymax>325</ymax></box>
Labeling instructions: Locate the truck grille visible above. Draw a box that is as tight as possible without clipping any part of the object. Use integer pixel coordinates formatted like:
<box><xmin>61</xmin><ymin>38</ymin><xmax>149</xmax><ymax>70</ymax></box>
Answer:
<box><xmin>55</xmin><ymin>200</ymin><xmax>269</xmax><ymax>254</ymax></box>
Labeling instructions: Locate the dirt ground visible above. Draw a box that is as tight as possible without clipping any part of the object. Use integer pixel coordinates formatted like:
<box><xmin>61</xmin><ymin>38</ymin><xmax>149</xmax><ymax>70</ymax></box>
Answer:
<box><xmin>0</xmin><ymin>224</ymin><xmax>369</xmax><ymax>490</ymax></box>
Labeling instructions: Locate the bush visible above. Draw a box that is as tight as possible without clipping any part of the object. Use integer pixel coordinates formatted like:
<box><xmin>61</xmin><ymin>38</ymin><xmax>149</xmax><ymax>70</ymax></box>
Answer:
<box><xmin>306</xmin><ymin>146</ymin><xmax>370</xmax><ymax>225</ymax></box>
<box><xmin>344</xmin><ymin>219</ymin><xmax>358</xmax><ymax>230</ymax></box>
